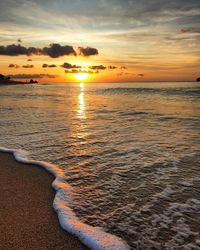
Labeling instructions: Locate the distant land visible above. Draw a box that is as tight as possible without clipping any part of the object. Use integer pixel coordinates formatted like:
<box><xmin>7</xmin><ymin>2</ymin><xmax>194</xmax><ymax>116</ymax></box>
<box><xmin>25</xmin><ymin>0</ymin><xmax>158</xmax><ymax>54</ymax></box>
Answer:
<box><xmin>0</xmin><ymin>79</ymin><xmax>28</xmax><ymax>85</ymax></box>
<box><xmin>0</xmin><ymin>74</ymin><xmax>38</xmax><ymax>85</ymax></box>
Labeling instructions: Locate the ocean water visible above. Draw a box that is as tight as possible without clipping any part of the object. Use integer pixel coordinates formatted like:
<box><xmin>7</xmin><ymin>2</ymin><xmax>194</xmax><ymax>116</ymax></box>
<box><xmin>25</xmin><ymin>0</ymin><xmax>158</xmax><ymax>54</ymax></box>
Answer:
<box><xmin>0</xmin><ymin>82</ymin><xmax>200</xmax><ymax>249</ymax></box>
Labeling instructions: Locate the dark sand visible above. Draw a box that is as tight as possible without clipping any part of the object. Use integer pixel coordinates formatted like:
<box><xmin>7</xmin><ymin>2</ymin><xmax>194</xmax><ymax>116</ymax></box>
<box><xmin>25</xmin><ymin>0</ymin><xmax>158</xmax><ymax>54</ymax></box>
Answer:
<box><xmin>0</xmin><ymin>152</ymin><xmax>88</xmax><ymax>250</ymax></box>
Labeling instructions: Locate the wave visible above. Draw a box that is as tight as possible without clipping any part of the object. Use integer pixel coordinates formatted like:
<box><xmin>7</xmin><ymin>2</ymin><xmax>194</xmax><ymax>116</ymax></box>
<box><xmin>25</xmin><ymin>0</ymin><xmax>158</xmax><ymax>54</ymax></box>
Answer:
<box><xmin>100</xmin><ymin>87</ymin><xmax>200</xmax><ymax>96</ymax></box>
<box><xmin>0</xmin><ymin>147</ymin><xmax>130</xmax><ymax>250</ymax></box>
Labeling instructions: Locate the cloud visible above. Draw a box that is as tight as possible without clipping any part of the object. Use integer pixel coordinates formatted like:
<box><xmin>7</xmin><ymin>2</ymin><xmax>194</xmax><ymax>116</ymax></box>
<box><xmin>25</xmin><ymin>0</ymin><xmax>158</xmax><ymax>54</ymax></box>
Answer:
<box><xmin>179</xmin><ymin>27</ymin><xmax>200</xmax><ymax>33</ymax></box>
<box><xmin>42</xmin><ymin>43</ymin><xmax>76</xmax><ymax>58</ymax></box>
<box><xmin>180</xmin><ymin>28</ymin><xmax>192</xmax><ymax>33</ymax></box>
<box><xmin>61</xmin><ymin>63</ymin><xmax>81</xmax><ymax>69</ymax></box>
<box><xmin>1</xmin><ymin>0</ymin><xmax>199</xmax><ymax>80</ymax></box>
<box><xmin>138</xmin><ymin>74</ymin><xmax>144</xmax><ymax>77</ymax></box>
<box><xmin>0</xmin><ymin>43</ymin><xmax>98</xmax><ymax>58</ymax></box>
<box><xmin>8</xmin><ymin>63</ymin><xmax>19</xmax><ymax>68</ymax></box>
<box><xmin>27</xmin><ymin>59</ymin><xmax>32</xmax><ymax>61</ymax></box>
<box><xmin>108</xmin><ymin>65</ymin><xmax>117</xmax><ymax>69</ymax></box>
<box><xmin>65</xmin><ymin>69</ymin><xmax>98</xmax><ymax>74</ymax></box>
<box><xmin>0</xmin><ymin>44</ymin><xmax>40</xmax><ymax>56</ymax></box>
<box><xmin>117</xmin><ymin>72</ymin><xmax>132</xmax><ymax>76</ymax></box>
<box><xmin>42</xmin><ymin>63</ymin><xmax>57</xmax><ymax>68</ymax></box>
<box><xmin>8</xmin><ymin>74</ymin><xmax>56</xmax><ymax>79</ymax></box>
<box><xmin>62</xmin><ymin>63</ymin><xmax>107</xmax><ymax>74</ymax></box>
<box><xmin>8</xmin><ymin>63</ymin><xmax>34</xmax><ymax>69</ymax></box>
<box><xmin>78</xmin><ymin>47</ymin><xmax>98</xmax><ymax>57</ymax></box>
<box><xmin>89</xmin><ymin>65</ymin><xmax>106</xmax><ymax>70</ymax></box>
<box><xmin>22</xmin><ymin>64</ymin><xmax>34</xmax><ymax>68</ymax></box>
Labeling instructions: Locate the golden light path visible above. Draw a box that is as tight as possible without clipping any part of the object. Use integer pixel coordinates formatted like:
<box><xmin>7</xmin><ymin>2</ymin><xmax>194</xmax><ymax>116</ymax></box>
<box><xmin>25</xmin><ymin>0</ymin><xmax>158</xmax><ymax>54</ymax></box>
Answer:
<box><xmin>77</xmin><ymin>82</ymin><xmax>86</xmax><ymax>119</ymax></box>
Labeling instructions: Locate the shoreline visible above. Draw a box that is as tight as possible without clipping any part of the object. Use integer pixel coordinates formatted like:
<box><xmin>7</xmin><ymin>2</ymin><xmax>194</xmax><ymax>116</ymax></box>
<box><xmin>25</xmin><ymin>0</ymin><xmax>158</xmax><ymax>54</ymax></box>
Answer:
<box><xmin>0</xmin><ymin>151</ymin><xmax>88</xmax><ymax>250</ymax></box>
<box><xmin>0</xmin><ymin>148</ymin><xmax>130</xmax><ymax>250</ymax></box>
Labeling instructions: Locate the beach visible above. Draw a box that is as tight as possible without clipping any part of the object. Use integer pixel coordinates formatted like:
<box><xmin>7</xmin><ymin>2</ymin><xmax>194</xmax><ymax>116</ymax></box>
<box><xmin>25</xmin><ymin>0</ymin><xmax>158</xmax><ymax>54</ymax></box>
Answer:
<box><xmin>1</xmin><ymin>81</ymin><xmax>200</xmax><ymax>249</ymax></box>
<box><xmin>0</xmin><ymin>151</ymin><xmax>88</xmax><ymax>250</ymax></box>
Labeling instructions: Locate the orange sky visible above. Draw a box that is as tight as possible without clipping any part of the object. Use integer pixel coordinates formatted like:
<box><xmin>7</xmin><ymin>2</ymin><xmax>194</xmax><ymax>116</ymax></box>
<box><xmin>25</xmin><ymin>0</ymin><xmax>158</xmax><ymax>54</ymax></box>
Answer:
<box><xmin>0</xmin><ymin>0</ymin><xmax>200</xmax><ymax>82</ymax></box>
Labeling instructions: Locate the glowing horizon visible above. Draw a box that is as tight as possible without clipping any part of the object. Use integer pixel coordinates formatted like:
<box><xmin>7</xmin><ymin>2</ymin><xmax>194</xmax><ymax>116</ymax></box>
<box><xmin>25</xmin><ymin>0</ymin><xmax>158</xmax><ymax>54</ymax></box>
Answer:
<box><xmin>0</xmin><ymin>0</ymin><xmax>199</xmax><ymax>82</ymax></box>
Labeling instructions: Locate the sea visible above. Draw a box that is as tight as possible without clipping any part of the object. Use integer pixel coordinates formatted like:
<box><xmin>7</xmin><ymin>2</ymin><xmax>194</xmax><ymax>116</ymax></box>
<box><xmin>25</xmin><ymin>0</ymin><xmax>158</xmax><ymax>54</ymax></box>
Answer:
<box><xmin>0</xmin><ymin>82</ymin><xmax>200</xmax><ymax>249</ymax></box>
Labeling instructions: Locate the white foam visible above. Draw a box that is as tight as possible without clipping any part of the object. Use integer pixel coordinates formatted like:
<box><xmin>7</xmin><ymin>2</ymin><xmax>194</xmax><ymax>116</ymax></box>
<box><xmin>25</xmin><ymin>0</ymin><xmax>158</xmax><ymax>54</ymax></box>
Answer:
<box><xmin>0</xmin><ymin>147</ymin><xmax>130</xmax><ymax>250</ymax></box>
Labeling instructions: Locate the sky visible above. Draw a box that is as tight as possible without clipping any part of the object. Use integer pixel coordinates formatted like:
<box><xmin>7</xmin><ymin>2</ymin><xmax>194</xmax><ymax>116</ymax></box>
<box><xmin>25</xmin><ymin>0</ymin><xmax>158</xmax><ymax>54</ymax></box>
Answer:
<box><xmin>0</xmin><ymin>0</ymin><xmax>200</xmax><ymax>82</ymax></box>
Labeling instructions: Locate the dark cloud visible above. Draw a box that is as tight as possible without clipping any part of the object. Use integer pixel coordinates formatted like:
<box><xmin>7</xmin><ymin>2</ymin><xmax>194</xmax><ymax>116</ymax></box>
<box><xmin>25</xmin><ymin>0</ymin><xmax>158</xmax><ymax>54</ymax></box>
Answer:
<box><xmin>78</xmin><ymin>47</ymin><xmax>98</xmax><ymax>57</ymax></box>
<box><xmin>8</xmin><ymin>63</ymin><xmax>19</xmax><ymax>68</ymax></box>
<box><xmin>62</xmin><ymin>63</ymin><xmax>106</xmax><ymax>74</ymax></box>
<box><xmin>1</xmin><ymin>0</ymin><xmax>199</xmax><ymax>80</ymax></box>
<box><xmin>8</xmin><ymin>74</ymin><xmax>56</xmax><ymax>79</ymax></box>
<box><xmin>138</xmin><ymin>74</ymin><xmax>144</xmax><ymax>77</ymax></box>
<box><xmin>65</xmin><ymin>69</ymin><xmax>98</xmax><ymax>74</ymax></box>
<box><xmin>117</xmin><ymin>72</ymin><xmax>132</xmax><ymax>76</ymax></box>
<box><xmin>22</xmin><ymin>64</ymin><xmax>34</xmax><ymax>68</ymax></box>
<box><xmin>180</xmin><ymin>28</ymin><xmax>192</xmax><ymax>33</ymax></box>
<box><xmin>61</xmin><ymin>63</ymin><xmax>81</xmax><ymax>69</ymax></box>
<box><xmin>108</xmin><ymin>66</ymin><xmax>117</xmax><ymax>69</ymax></box>
<box><xmin>42</xmin><ymin>63</ymin><xmax>57</xmax><ymax>68</ymax></box>
<box><xmin>0</xmin><ymin>43</ymin><xmax>98</xmax><ymax>58</ymax></box>
<box><xmin>179</xmin><ymin>28</ymin><xmax>200</xmax><ymax>34</ymax></box>
<box><xmin>89</xmin><ymin>65</ymin><xmax>106</xmax><ymax>70</ymax></box>
<box><xmin>0</xmin><ymin>44</ymin><xmax>41</xmax><ymax>56</ymax></box>
<box><xmin>42</xmin><ymin>43</ymin><xmax>76</xmax><ymax>58</ymax></box>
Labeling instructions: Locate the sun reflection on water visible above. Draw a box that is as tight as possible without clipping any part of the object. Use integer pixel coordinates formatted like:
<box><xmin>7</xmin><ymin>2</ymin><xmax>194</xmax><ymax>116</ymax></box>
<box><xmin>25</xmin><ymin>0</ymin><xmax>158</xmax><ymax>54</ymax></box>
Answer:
<box><xmin>77</xmin><ymin>82</ymin><xmax>86</xmax><ymax>119</ymax></box>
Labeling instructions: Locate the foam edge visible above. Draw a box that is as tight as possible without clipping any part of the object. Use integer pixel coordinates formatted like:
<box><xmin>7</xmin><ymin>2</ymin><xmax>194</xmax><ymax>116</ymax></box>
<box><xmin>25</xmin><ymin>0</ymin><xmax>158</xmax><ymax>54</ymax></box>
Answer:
<box><xmin>0</xmin><ymin>147</ymin><xmax>130</xmax><ymax>250</ymax></box>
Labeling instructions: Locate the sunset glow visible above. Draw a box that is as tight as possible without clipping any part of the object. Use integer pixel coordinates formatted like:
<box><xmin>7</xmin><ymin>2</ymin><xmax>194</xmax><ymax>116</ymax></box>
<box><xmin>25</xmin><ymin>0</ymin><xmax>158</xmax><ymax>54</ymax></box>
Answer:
<box><xmin>74</xmin><ymin>73</ymin><xmax>89</xmax><ymax>81</ymax></box>
<box><xmin>0</xmin><ymin>1</ymin><xmax>199</xmax><ymax>82</ymax></box>
<box><xmin>1</xmin><ymin>1</ymin><xmax>200</xmax><ymax>249</ymax></box>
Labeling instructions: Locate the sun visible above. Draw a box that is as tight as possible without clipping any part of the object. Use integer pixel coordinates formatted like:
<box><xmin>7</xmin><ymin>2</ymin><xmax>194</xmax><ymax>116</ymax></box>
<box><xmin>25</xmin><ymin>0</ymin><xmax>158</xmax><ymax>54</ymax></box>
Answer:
<box><xmin>74</xmin><ymin>73</ymin><xmax>89</xmax><ymax>81</ymax></box>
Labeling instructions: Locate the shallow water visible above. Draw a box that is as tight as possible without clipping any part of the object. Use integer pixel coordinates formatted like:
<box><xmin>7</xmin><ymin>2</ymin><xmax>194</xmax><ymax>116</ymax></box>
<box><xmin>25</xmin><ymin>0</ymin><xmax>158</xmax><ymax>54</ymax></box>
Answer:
<box><xmin>0</xmin><ymin>82</ymin><xmax>200</xmax><ymax>249</ymax></box>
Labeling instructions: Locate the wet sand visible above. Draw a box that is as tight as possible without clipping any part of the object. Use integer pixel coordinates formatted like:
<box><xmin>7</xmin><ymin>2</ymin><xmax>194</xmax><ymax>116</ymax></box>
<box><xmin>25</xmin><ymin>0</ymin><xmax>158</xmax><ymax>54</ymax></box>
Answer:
<box><xmin>0</xmin><ymin>152</ymin><xmax>88</xmax><ymax>250</ymax></box>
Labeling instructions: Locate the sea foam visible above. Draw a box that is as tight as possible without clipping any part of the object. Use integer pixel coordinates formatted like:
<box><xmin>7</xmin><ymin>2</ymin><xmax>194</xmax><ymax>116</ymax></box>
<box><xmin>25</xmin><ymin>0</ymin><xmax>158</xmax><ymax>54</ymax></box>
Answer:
<box><xmin>0</xmin><ymin>147</ymin><xmax>130</xmax><ymax>250</ymax></box>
